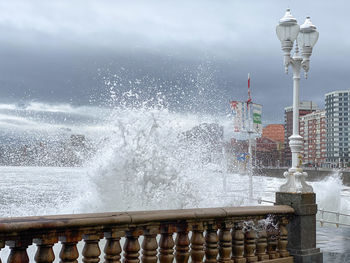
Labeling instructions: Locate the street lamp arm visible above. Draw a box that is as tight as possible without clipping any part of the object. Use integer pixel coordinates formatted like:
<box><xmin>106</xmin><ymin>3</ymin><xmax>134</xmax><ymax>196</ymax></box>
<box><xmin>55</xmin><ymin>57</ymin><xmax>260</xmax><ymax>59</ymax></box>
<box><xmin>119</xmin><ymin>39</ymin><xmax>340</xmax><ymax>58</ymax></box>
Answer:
<box><xmin>301</xmin><ymin>46</ymin><xmax>313</xmax><ymax>78</ymax></box>
<box><xmin>284</xmin><ymin>48</ymin><xmax>310</xmax><ymax>79</ymax></box>
<box><xmin>301</xmin><ymin>59</ymin><xmax>310</xmax><ymax>78</ymax></box>
<box><xmin>282</xmin><ymin>43</ymin><xmax>303</xmax><ymax>76</ymax></box>
<box><xmin>283</xmin><ymin>52</ymin><xmax>302</xmax><ymax>79</ymax></box>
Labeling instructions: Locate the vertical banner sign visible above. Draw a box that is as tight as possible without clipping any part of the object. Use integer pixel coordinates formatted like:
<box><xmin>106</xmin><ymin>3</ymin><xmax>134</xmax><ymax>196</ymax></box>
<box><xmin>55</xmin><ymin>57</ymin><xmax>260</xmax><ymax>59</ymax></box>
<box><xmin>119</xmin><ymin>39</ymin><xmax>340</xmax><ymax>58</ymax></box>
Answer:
<box><xmin>252</xmin><ymin>103</ymin><xmax>263</xmax><ymax>134</ymax></box>
<box><xmin>230</xmin><ymin>101</ymin><xmax>243</xmax><ymax>132</ymax></box>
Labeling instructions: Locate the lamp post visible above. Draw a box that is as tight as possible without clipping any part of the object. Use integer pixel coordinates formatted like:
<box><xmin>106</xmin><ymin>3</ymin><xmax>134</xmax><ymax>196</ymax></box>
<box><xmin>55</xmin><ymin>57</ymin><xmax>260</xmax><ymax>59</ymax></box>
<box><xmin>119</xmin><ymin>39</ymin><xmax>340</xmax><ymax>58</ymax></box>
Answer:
<box><xmin>276</xmin><ymin>9</ymin><xmax>319</xmax><ymax>192</ymax></box>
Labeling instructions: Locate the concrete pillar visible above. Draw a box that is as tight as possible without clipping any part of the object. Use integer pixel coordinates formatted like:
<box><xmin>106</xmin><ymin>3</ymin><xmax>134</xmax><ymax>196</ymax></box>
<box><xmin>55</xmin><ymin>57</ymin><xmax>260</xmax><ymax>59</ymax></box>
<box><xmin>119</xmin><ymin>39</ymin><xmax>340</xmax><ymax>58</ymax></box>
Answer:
<box><xmin>275</xmin><ymin>192</ymin><xmax>323</xmax><ymax>263</ymax></box>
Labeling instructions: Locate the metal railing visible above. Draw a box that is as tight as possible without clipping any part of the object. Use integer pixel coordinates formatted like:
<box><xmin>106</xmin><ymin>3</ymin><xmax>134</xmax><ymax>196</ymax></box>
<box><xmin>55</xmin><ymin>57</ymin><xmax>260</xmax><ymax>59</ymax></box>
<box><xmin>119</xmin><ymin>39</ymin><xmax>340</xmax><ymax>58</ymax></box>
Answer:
<box><xmin>221</xmin><ymin>193</ymin><xmax>350</xmax><ymax>228</ymax></box>
<box><xmin>317</xmin><ymin>208</ymin><xmax>350</xmax><ymax>227</ymax></box>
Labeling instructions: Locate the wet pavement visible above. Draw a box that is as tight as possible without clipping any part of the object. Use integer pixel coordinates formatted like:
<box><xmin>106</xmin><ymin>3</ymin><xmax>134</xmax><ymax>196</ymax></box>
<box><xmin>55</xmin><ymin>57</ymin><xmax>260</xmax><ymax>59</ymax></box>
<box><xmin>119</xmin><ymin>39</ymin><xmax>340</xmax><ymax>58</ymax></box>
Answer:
<box><xmin>317</xmin><ymin>226</ymin><xmax>350</xmax><ymax>262</ymax></box>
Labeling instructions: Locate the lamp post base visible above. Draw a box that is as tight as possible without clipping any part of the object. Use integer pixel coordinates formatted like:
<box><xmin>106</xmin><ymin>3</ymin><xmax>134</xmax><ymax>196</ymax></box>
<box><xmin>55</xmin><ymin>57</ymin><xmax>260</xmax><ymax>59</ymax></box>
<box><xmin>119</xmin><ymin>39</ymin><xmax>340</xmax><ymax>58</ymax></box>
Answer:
<box><xmin>279</xmin><ymin>168</ymin><xmax>313</xmax><ymax>193</ymax></box>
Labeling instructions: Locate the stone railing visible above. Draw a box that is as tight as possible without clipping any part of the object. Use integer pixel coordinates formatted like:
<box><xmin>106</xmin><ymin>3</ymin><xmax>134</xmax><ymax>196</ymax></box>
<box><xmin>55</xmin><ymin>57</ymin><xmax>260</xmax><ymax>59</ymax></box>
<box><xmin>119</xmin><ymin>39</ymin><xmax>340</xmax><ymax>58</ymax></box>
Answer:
<box><xmin>0</xmin><ymin>205</ymin><xmax>295</xmax><ymax>263</ymax></box>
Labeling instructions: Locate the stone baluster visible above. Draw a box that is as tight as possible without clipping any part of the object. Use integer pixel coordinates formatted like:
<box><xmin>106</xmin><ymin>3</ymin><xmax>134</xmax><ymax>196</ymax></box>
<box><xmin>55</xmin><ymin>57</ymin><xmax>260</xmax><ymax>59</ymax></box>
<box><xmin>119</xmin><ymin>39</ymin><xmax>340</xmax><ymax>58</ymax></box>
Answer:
<box><xmin>255</xmin><ymin>230</ymin><xmax>269</xmax><ymax>261</ymax></box>
<box><xmin>6</xmin><ymin>239</ymin><xmax>31</xmax><ymax>263</ymax></box>
<box><xmin>204</xmin><ymin>224</ymin><xmax>218</xmax><ymax>263</ymax></box>
<box><xmin>104</xmin><ymin>230</ymin><xmax>123</xmax><ymax>263</ymax></box>
<box><xmin>218</xmin><ymin>222</ymin><xmax>232</xmax><ymax>263</ymax></box>
<box><xmin>142</xmin><ymin>226</ymin><xmax>159</xmax><ymax>263</ymax></box>
<box><xmin>159</xmin><ymin>224</ymin><xmax>175</xmax><ymax>263</ymax></box>
<box><xmin>267</xmin><ymin>228</ymin><xmax>278</xmax><ymax>259</ymax></box>
<box><xmin>0</xmin><ymin>241</ymin><xmax>4</xmax><ymax>263</ymax></box>
<box><xmin>175</xmin><ymin>224</ymin><xmax>190</xmax><ymax>263</ymax></box>
<box><xmin>190</xmin><ymin>222</ymin><xmax>205</xmax><ymax>263</ymax></box>
<box><xmin>59</xmin><ymin>233</ymin><xmax>82</xmax><ymax>263</ymax></box>
<box><xmin>124</xmin><ymin>229</ymin><xmax>142</xmax><ymax>263</ymax></box>
<box><xmin>232</xmin><ymin>223</ymin><xmax>246</xmax><ymax>263</ymax></box>
<box><xmin>34</xmin><ymin>234</ymin><xmax>58</xmax><ymax>263</ymax></box>
<box><xmin>278</xmin><ymin>217</ymin><xmax>290</xmax><ymax>258</ymax></box>
<box><xmin>83</xmin><ymin>234</ymin><xmax>102</xmax><ymax>263</ymax></box>
<box><xmin>244</xmin><ymin>229</ymin><xmax>257</xmax><ymax>263</ymax></box>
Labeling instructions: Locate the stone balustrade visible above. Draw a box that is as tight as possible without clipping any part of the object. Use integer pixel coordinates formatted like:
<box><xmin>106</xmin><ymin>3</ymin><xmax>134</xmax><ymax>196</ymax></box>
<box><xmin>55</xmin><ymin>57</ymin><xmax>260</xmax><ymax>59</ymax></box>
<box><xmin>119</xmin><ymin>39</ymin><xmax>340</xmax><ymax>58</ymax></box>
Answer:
<box><xmin>0</xmin><ymin>205</ymin><xmax>295</xmax><ymax>263</ymax></box>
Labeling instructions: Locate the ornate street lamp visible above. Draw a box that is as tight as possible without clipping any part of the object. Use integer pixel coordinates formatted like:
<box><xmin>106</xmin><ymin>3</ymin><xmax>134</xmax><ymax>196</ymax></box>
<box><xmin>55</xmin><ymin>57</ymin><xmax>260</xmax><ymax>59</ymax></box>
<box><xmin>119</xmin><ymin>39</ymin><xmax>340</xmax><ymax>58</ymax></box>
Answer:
<box><xmin>276</xmin><ymin>9</ymin><xmax>319</xmax><ymax>192</ymax></box>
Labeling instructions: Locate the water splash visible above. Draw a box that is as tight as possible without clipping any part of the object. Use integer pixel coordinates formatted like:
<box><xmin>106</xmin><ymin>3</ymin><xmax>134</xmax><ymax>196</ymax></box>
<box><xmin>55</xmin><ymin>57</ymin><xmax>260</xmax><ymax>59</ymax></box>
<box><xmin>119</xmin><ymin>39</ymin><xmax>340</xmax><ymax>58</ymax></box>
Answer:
<box><xmin>78</xmin><ymin>106</ymin><xmax>226</xmax><ymax>212</ymax></box>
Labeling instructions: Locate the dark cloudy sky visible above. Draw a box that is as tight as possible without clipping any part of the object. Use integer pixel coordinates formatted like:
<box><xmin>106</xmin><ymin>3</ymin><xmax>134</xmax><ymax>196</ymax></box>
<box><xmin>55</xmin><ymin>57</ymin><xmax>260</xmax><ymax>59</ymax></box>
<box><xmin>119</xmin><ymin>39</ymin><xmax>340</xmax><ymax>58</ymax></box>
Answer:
<box><xmin>0</xmin><ymin>0</ymin><xmax>348</xmax><ymax>123</ymax></box>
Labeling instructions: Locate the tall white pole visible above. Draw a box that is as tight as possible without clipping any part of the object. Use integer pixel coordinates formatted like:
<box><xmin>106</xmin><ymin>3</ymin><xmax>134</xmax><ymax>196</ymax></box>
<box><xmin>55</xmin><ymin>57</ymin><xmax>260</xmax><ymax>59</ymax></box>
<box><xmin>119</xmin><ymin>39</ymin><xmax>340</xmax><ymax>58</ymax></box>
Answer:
<box><xmin>247</xmin><ymin>73</ymin><xmax>253</xmax><ymax>203</ymax></box>
<box><xmin>290</xmin><ymin>48</ymin><xmax>302</xmax><ymax>170</ymax></box>
<box><xmin>248</xmin><ymin>103</ymin><xmax>253</xmax><ymax>203</ymax></box>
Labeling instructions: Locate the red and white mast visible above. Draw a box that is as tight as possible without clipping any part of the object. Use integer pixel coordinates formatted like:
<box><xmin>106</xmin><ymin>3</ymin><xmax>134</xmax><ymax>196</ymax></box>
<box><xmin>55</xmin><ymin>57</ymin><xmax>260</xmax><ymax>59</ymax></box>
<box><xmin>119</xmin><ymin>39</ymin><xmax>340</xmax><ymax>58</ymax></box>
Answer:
<box><xmin>247</xmin><ymin>73</ymin><xmax>253</xmax><ymax>204</ymax></box>
<box><xmin>247</xmin><ymin>73</ymin><xmax>252</xmax><ymax>105</ymax></box>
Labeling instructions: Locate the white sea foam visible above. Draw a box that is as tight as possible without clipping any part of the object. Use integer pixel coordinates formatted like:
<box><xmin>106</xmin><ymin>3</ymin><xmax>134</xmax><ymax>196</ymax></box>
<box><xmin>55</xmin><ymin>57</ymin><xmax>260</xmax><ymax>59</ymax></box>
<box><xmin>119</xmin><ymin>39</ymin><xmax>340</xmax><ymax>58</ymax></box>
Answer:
<box><xmin>0</xmin><ymin>100</ymin><xmax>348</xmax><ymax>214</ymax></box>
<box><xmin>0</xmin><ymin>100</ymin><xmax>349</xmax><ymax>262</ymax></box>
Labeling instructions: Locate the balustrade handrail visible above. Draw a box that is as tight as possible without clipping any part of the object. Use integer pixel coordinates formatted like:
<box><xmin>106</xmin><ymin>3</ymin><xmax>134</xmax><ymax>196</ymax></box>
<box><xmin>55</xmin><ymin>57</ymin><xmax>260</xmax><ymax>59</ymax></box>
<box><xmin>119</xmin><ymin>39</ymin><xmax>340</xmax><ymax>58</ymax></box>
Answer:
<box><xmin>0</xmin><ymin>205</ymin><xmax>294</xmax><ymax>236</ymax></box>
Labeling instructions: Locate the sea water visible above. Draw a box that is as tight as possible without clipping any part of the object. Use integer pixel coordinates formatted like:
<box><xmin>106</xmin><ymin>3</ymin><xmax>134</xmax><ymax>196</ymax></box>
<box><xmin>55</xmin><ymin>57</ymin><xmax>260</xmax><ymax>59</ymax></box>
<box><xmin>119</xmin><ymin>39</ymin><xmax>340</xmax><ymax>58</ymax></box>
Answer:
<box><xmin>1</xmin><ymin>102</ymin><xmax>349</xmax><ymax>222</ymax></box>
<box><xmin>1</xmin><ymin>166</ymin><xmax>349</xmax><ymax>218</ymax></box>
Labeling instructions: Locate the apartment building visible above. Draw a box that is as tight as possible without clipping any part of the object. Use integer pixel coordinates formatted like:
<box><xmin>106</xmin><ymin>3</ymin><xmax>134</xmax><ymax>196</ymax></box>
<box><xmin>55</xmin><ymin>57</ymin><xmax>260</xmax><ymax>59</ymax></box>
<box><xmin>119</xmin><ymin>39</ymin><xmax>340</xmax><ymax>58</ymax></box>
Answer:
<box><xmin>325</xmin><ymin>90</ymin><xmax>350</xmax><ymax>167</ymax></box>
<box><xmin>300</xmin><ymin>110</ymin><xmax>326</xmax><ymax>166</ymax></box>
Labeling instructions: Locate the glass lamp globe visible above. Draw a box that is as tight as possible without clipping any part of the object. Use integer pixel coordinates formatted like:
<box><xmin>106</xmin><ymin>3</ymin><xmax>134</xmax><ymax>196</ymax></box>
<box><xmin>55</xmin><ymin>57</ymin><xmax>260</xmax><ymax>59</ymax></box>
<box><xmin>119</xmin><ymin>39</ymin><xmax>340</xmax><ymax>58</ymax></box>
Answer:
<box><xmin>297</xmin><ymin>16</ymin><xmax>319</xmax><ymax>48</ymax></box>
<box><xmin>276</xmin><ymin>8</ymin><xmax>300</xmax><ymax>42</ymax></box>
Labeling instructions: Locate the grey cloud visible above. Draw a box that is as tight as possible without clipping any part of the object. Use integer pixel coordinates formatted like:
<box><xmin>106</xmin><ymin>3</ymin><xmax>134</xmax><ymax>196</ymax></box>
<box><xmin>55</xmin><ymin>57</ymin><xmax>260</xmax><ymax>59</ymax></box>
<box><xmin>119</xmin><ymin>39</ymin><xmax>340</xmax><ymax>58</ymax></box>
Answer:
<box><xmin>0</xmin><ymin>0</ymin><xmax>349</xmax><ymax>123</ymax></box>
